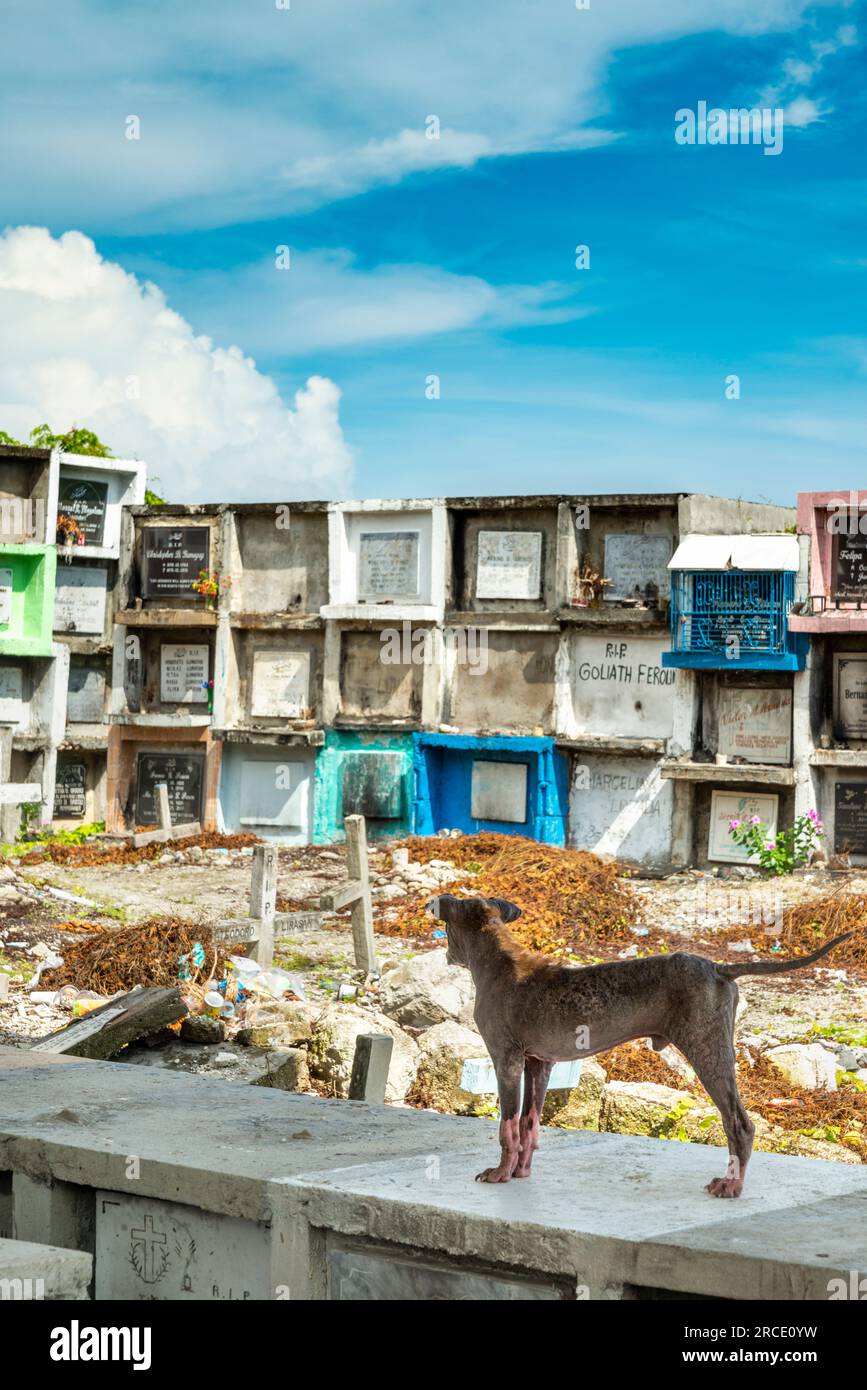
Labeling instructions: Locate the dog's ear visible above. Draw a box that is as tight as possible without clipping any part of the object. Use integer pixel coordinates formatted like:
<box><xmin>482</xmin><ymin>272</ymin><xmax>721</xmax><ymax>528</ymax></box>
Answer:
<box><xmin>486</xmin><ymin>897</ymin><xmax>522</xmax><ymax>924</ymax></box>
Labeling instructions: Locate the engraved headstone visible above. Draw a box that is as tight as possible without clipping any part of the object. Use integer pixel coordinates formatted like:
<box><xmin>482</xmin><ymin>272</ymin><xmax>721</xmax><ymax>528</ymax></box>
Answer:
<box><xmin>160</xmin><ymin>644</ymin><xmax>209</xmax><ymax>703</ymax></box>
<box><xmin>239</xmin><ymin>760</ymin><xmax>307</xmax><ymax>828</ymax></box>
<box><xmin>141</xmin><ymin>527</ymin><xmax>210</xmax><ymax>600</ymax></box>
<box><xmin>470</xmin><ymin>760</ymin><xmax>528</xmax><ymax>824</ymax></box>
<box><xmin>834</xmin><ymin>782</ymin><xmax>867</xmax><ymax>855</ymax></box>
<box><xmin>357</xmin><ymin>531</ymin><xmax>420</xmax><ymax>601</ymax></box>
<box><xmin>250</xmin><ymin>649</ymin><xmax>310</xmax><ymax>719</ymax></box>
<box><xmin>836</xmin><ymin>535</ymin><xmax>867</xmax><ymax>599</ymax></box>
<box><xmin>66</xmin><ymin>663</ymin><xmax>106</xmax><ymax>723</ymax></box>
<box><xmin>95</xmin><ymin>1191</ymin><xmax>270</xmax><ymax>1301</ymax></box>
<box><xmin>54</xmin><ymin>763</ymin><xmax>87</xmax><ymax>819</ymax></box>
<box><xmin>53</xmin><ymin>567</ymin><xmax>108</xmax><ymax>634</ymax></box>
<box><xmin>0</xmin><ymin>666</ymin><xmax>23</xmax><ymax>724</ymax></box>
<box><xmin>136</xmin><ymin>753</ymin><xmax>205</xmax><ymax>826</ymax></box>
<box><xmin>708</xmin><ymin>791</ymin><xmax>779</xmax><ymax>864</ymax></box>
<box><xmin>342</xmin><ymin>752</ymin><xmax>403</xmax><ymax>819</ymax></box>
<box><xmin>476</xmin><ymin>531</ymin><xmax>542</xmax><ymax>600</ymax></box>
<box><xmin>718</xmin><ymin>687</ymin><xmax>792</xmax><ymax>765</ymax></box>
<box><xmin>835</xmin><ymin>656</ymin><xmax>867</xmax><ymax>738</ymax></box>
<box><xmin>0</xmin><ymin>568</ymin><xmax>12</xmax><ymax>626</ymax></box>
<box><xmin>603</xmin><ymin>534</ymin><xmax>672</xmax><ymax>603</ymax></box>
<box><xmin>57</xmin><ymin>477</ymin><xmax>109</xmax><ymax>546</ymax></box>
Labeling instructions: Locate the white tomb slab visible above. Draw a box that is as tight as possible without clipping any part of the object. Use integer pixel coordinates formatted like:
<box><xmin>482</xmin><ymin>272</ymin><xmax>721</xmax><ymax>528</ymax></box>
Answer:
<box><xmin>66</xmin><ymin>665</ymin><xmax>106</xmax><ymax>723</ymax></box>
<box><xmin>357</xmin><ymin>531</ymin><xmax>420</xmax><ymax>601</ymax></box>
<box><xmin>53</xmin><ymin>567</ymin><xmax>108</xmax><ymax>635</ymax></box>
<box><xmin>160</xmin><ymin>644</ymin><xmax>209</xmax><ymax>704</ymax></box>
<box><xmin>708</xmin><ymin>790</ymin><xmax>779</xmax><ymax>864</ymax></box>
<box><xmin>95</xmin><ymin>1190</ymin><xmax>271</xmax><ymax>1301</ymax></box>
<box><xmin>476</xmin><ymin>531</ymin><xmax>542</xmax><ymax>600</ymax></box>
<box><xmin>250</xmin><ymin>649</ymin><xmax>310</xmax><ymax>719</ymax></box>
<box><xmin>834</xmin><ymin>654</ymin><xmax>867</xmax><ymax>738</ymax></box>
<box><xmin>569</xmin><ymin>635</ymin><xmax>676</xmax><ymax>739</ymax></box>
<box><xmin>470</xmin><ymin>760</ymin><xmax>528</xmax><ymax>823</ymax></box>
<box><xmin>0</xmin><ymin>666</ymin><xmax>24</xmax><ymax>724</ymax></box>
<box><xmin>603</xmin><ymin>534</ymin><xmax>672</xmax><ymax>602</ymax></box>
<box><xmin>718</xmin><ymin>687</ymin><xmax>792</xmax><ymax>764</ymax></box>
<box><xmin>0</xmin><ymin>568</ymin><xmax>12</xmax><ymax>626</ymax></box>
<box><xmin>239</xmin><ymin>760</ymin><xmax>308</xmax><ymax>828</ymax></box>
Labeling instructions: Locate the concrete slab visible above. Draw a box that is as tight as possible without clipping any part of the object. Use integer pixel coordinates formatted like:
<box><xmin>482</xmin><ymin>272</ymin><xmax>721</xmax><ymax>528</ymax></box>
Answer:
<box><xmin>278</xmin><ymin>1132</ymin><xmax>867</xmax><ymax>1298</ymax></box>
<box><xmin>0</xmin><ymin>1236</ymin><xmax>91</xmax><ymax>1300</ymax></box>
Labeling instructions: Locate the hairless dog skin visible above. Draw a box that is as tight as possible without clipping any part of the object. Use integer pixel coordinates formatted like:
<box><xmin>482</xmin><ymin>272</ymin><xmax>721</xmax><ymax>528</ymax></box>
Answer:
<box><xmin>425</xmin><ymin>894</ymin><xmax>854</xmax><ymax>1198</ymax></box>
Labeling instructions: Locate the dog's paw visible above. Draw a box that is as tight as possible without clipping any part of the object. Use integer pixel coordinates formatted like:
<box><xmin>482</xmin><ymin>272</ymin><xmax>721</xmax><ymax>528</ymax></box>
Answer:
<box><xmin>475</xmin><ymin>1166</ymin><xmax>513</xmax><ymax>1183</ymax></box>
<box><xmin>706</xmin><ymin>1176</ymin><xmax>743</xmax><ymax>1199</ymax></box>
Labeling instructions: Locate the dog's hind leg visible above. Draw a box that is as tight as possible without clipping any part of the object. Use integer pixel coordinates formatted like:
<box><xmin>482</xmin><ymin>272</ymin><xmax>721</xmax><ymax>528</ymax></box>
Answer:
<box><xmin>515</xmin><ymin>1057</ymin><xmax>553</xmax><ymax>1179</ymax></box>
<box><xmin>675</xmin><ymin>1021</ymin><xmax>754</xmax><ymax>1199</ymax></box>
<box><xmin>476</xmin><ymin>1048</ymin><xmax>525</xmax><ymax>1184</ymax></box>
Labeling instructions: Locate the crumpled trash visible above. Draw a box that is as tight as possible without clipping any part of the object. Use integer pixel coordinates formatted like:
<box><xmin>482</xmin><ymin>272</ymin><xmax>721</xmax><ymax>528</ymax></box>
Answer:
<box><xmin>27</xmin><ymin>951</ymin><xmax>64</xmax><ymax>991</ymax></box>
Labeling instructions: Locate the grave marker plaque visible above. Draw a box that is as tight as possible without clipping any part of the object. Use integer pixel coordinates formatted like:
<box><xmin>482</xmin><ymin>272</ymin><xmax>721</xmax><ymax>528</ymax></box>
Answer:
<box><xmin>834</xmin><ymin>782</ymin><xmax>867</xmax><ymax>855</ymax></box>
<box><xmin>603</xmin><ymin>534</ymin><xmax>672</xmax><ymax>603</ymax></box>
<box><xmin>836</xmin><ymin>534</ymin><xmax>867</xmax><ymax>599</ymax></box>
<box><xmin>239</xmin><ymin>759</ymin><xmax>307</xmax><ymax>828</ymax></box>
<box><xmin>718</xmin><ymin>687</ymin><xmax>792</xmax><ymax>765</ymax></box>
<box><xmin>136</xmin><ymin>752</ymin><xmax>205</xmax><ymax>826</ymax></box>
<box><xmin>54</xmin><ymin>763</ymin><xmax>87</xmax><ymax>819</ymax></box>
<box><xmin>141</xmin><ymin>527</ymin><xmax>210</xmax><ymax>600</ymax></box>
<box><xmin>57</xmin><ymin>477</ymin><xmax>109</xmax><ymax>547</ymax></box>
<box><xmin>835</xmin><ymin>656</ymin><xmax>867</xmax><ymax>738</ymax></box>
<box><xmin>0</xmin><ymin>568</ymin><xmax>12</xmax><ymax>627</ymax></box>
<box><xmin>342</xmin><ymin>751</ymin><xmax>403</xmax><ymax>819</ymax></box>
<box><xmin>250</xmin><ymin>649</ymin><xmax>310</xmax><ymax>718</ymax></box>
<box><xmin>0</xmin><ymin>666</ymin><xmax>23</xmax><ymax>724</ymax></box>
<box><xmin>708</xmin><ymin>790</ymin><xmax>779</xmax><ymax>864</ymax></box>
<box><xmin>160</xmin><ymin>644</ymin><xmax>209</xmax><ymax>704</ymax></box>
<box><xmin>357</xmin><ymin>531</ymin><xmax>420</xmax><ymax>601</ymax></box>
<box><xmin>53</xmin><ymin>567</ymin><xmax>108</xmax><ymax>634</ymax></box>
<box><xmin>476</xmin><ymin>531</ymin><xmax>542</xmax><ymax>600</ymax></box>
<box><xmin>470</xmin><ymin>760</ymin><xmax>528</xmax><ymax>824</ymax></box>
<box><xmin>66</xmin><ymin>663</ymin><xmax>106</xmax><ymax>722</ymax></box>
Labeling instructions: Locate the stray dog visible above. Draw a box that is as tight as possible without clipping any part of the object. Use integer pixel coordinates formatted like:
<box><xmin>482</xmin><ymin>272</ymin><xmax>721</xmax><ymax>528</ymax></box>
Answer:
<box><xmin>426</xmin><ymin>894</ymin><xmax>854</xmax><ymax>1198</ymax></box>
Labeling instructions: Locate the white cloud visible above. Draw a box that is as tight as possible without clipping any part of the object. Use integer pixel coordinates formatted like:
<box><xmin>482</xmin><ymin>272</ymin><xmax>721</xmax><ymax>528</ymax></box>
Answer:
<box><xmin>783</xmin><ymin>96</ymin><xmax>827</xmax><ymax>128</ymax></box>
<box><xmin>0</xmin><ymin>0</ymin><xmax>829</xmax><ymax>230</ymax></box>
<box><xmin>0</xmin><ymin>227</ymin><xmax>353</xmax><ymax>501</ymax></box>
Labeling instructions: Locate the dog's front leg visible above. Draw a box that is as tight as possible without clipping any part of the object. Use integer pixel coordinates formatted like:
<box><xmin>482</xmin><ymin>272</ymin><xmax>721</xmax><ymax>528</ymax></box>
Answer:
<box><xmin>515</xmin><ymin>1057</ymin><xmax>552</xmax><ymax>1178</ymax></box>
<box><xmin>476</xmin><ymin>1049</ymin><xmax>524</xmax><ymax>1184</ymax></box>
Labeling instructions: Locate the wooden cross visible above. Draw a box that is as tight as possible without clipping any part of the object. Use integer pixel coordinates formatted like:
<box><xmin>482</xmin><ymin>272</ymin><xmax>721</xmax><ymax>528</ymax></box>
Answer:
<box><xmin>317</xmin><ymin>814</ymin><xmax>378</xmax><ymax>974</ymax></box>
<box><xmin>212</xmin><ymin>844</ymin><xmax>323</xmax><ymax>966</ymax></box>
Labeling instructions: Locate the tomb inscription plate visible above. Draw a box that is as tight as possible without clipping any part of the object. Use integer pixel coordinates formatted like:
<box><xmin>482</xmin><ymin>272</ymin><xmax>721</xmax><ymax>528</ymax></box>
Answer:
<box><xmin>54</xmin><ymin>567</ymin><xmax>108</xmax><ymax>634</ymax></box>
<box><xmin>136</xmin><ymin>752</ymin><xmax>205</xmax><ymax>826</ymax></box>
<box><xmin>141</xmin><ymin>527</ymin><xmax>210</xmax><ymax>600</ymax></box>
<box><xmin>0</xmin><ymin>666</ymin><xmax>23</xmax><ymax>724</ymax></box>
<box><xmin>66</xmin><ymin>664</ymin><xmax>106</xmax><ymax>722</ymax></box>
<box><xmin>58</xmin><ymin>477</ymin><xmax>109</xmax><ymax>547</ymax></box>
<box><xmin>718</xmin><ymin>687</ymin><xmax>792</xmax><ymax>765</ymax></box>
<box><xmin>160</xmin><ymin>644</ymin><xmax>209</xmax><ymax>704</ymax></box>
<box><xmin>834</xmin><ymin>782</ymin><xmax>867</xmax><ymax>855</ymax></box>
<box><xmin>250</xmin><ymin>649</ymin><xmax>310</xmax><ymax>719</ymax></box>
<box><xmin>476</xmin><ymin>531</ymin><xmax>542</xmax><ymax>600</ymax></box>
<box><xmin>708</xmin><ymin>791</ymin><xmax>779</xmax><ymax>864</ymax></box>
<box><xmin>835</xmin><ymin>656</ymin><xmax>867</xmax><ymax>738</ymax></box>
<box><xmin>357</xmin><ymin>531</ymin><xmax>420</xmax><ymax>601</ymax></box>
<box><xmin>54</xmin><ymin>763</ymin><xmax>87</xmax><ymax>819</ymax></box>
<box><xmin>603</xmin><ymin>534</ymin><xmax>672</xmax><ymax>603</ymax></box>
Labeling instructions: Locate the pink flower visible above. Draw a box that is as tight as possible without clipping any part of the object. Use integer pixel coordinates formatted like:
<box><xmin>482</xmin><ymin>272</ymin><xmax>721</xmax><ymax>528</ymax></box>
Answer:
<box><xmin>729</xmin><ymin>819</ymin><xmax>741</xmax><ymax>829</ymax></box>
<box><xmin>764</xmin><ymin>840</ymin><xmax>776</xmax><ymax>851</ymax></box>
<box><xmin>750</xmin><ymin>815</ymin><xmax>761</xmax><ymax>825</ymax></box>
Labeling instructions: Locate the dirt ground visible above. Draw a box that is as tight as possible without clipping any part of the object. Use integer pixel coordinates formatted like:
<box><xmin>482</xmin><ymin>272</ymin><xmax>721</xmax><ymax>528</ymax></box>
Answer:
<box><xmin>2</xmin><ymin>842</ymin><xmax>865</xmax><ymax>1048</ymax></box>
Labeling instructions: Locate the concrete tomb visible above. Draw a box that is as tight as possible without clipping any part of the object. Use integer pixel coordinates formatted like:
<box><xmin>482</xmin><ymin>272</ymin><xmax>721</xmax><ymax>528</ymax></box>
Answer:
<box><xmin>603</xmin><ymin>534</ymin><xmax>672</xmax><ymax>603</ymax></box>
<box><xmin>136</xmin><ymin>751</ymin><xmax>205</xmax><ymax>826</ymax></box>
<box><xmin>141</xmin><ymin>527</ymin><xmax>210</xmax><ymax>600</ymax></box>
<box><xmin>0</xmin><ymin>665</ymin><xmax>23</xmax><ymax>724</ymax></box>
<box><xmin>834</xmin><ymin>783</ymin><xmax>867</xmax><ymax>855</ymax></box>
<box><xmin>470</xmin><ymin>758</ymin><xmax>527</xmax><ymax>823</ymax></box>
<box><xmin>357</xmin><ymin>530</ymin><xmax>420</xmax><ymax>601</ymax></box>
<box><xmin>1</xmin><ymin>1052</ymin><xmax>866</xmax><ymax>1302</ymax></box>
<box><xmin>239</xmin><ymin>758</ymin><xmax>308</xmax><ymax>830</ymax></box>
<box><xmin>66</xmin><ymin>663</ymin><xmax>106</xmax><ymax>723</ymax></box>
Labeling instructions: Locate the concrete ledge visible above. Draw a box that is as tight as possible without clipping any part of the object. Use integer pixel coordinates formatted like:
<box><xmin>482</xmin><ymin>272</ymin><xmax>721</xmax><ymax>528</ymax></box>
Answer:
<box><xmin>660</xmin><ymin>760</ymin><xmax>795</xmax><ymax>785</ymax></box>
<box><xmin>809</xmin><ymin>748</ymin><xmax>867</xmax><ymax>767</ymax></box>
<box><xmin>0</xmin><ymin>1236</ymin><xmax>92</xmax><ymax>1300</ymax></box>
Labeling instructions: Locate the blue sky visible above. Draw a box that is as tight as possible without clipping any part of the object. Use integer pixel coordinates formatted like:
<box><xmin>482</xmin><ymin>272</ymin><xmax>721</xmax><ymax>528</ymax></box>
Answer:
<box><xmin>1</xmin><ymin>0</ymin><xmax>865</xmax><ymax>503</ymax></box>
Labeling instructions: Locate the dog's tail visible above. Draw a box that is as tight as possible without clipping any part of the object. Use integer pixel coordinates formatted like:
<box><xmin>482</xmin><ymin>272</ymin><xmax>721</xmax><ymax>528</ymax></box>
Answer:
<box><xmin>715</xmin><ymin>931</ymin><xmax>854</xmax><ymax>980</ymax></box>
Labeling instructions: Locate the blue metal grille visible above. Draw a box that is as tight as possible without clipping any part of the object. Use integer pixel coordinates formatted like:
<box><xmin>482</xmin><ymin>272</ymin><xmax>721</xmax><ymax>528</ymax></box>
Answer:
<box><xmin>669</xmin><ymin>571</ymin><xmax>794</xmax><ymax>655</ymax></box>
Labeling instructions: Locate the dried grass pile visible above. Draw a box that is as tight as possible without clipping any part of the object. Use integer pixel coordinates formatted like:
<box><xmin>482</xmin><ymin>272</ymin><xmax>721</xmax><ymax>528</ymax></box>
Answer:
<box><xmin>19</xmin><ymin>831</ymin><xmax>260</xmax><ymax>868</ymax></box>
<box><xmin>42</xmin><ymin>918</ymin><xmax>225</xmax><ymax>994</ymax></box>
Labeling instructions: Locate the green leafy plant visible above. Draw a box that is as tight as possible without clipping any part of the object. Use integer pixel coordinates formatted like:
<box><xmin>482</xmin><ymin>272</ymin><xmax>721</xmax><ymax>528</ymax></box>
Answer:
<box><xmin>728</xmin><ymin>808</ymin><xmax>824</xmax><ymax>875</ymax></box>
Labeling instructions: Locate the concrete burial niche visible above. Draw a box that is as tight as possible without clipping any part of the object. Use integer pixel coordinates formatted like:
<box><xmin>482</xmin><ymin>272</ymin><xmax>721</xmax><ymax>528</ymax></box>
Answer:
<box><xmin>105</xmin><ymin>726</ymin><xmax>220</xmax><ymax>832</ymax></box>
<box><xmin>0</xmin><ymin>544</ymin><xmax>57</xmax><ymax>657</ymax></box>
<box><xmin>226</xmin><ymin>503</ymin><xmax>330</xmax><ymax>616</ymax></box>
<box><xmin>445</xmin><ymin>627</ymin><xmax>559</xmax><ymax>735</ymax></box>
<box><xmin>219</xmin><ymin>744</ymin><xmax>315</xmax><ymax>843</ymax></box>
<box><xmin>567</xmin><ymin>752</ymin><xmax>675</xmax><ymax>867</ymax></box>
<box><xmin>413</xmin><ymin>732</ymin><xmax>568</xmax><ymax>843</ymax></box>
<box><xmin>314</xmin><ymin>730</ymin><xmax>413</xmax><ymax>841</ymax></box>
<box><xmin>52</xmin><ymin>562</ymin><xmax>110</xmax><ymax>640</ymax></box>
<box><xmin>323</xmin><ymin>500</ymin><xmax>447</xmax><ymax>621</ymax></box>
<box><xmin>54</xmin><ymin>453</ymin><xmax>146</xmax><ymax>561</ymax></box>
<box><xmin>52</xmin><ymin>751</ymin><xmax>105</xmax><ymax>826</ymax></box>
<box><xmin>562</xmin><ymin>632</ymin><xmax>676</xmax><ymax>741</ymax></box>
<box><xmin>2</xmin><ymin>1053</ymin><xmax>867</xmax><ymax>1302</ymax></box>
<box><xmin>567</xmin><ymin>497</ymin><xmax>679</xmax><ymax>611</ymax></box>
<box><xmin>447</xmin><ymin>499</ymin><xmax>565</xmax><ymax>614</ymax></box>
<box><xmin>332</xmin><ymin>625</ymin><xmax>426</xmax><ymax>727</ymax></box>
<box><xmin>119</xmin><ymin>626</ymin><xmax>215</xmax><ymax>717</ymax></box>
<box><xmin>225</xmin><ymin>630</ymin><xmax>323</xmax><ymax>728</ymax></box>
<box><xmin>124</xmin><ymin>510</ymin><xmax>220</xmax><ymax>613</ymax></box>
<box><xmin>0</xmin><ymin>445</ymin><xmax>53</xmax><ymax>546</ymax></box>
